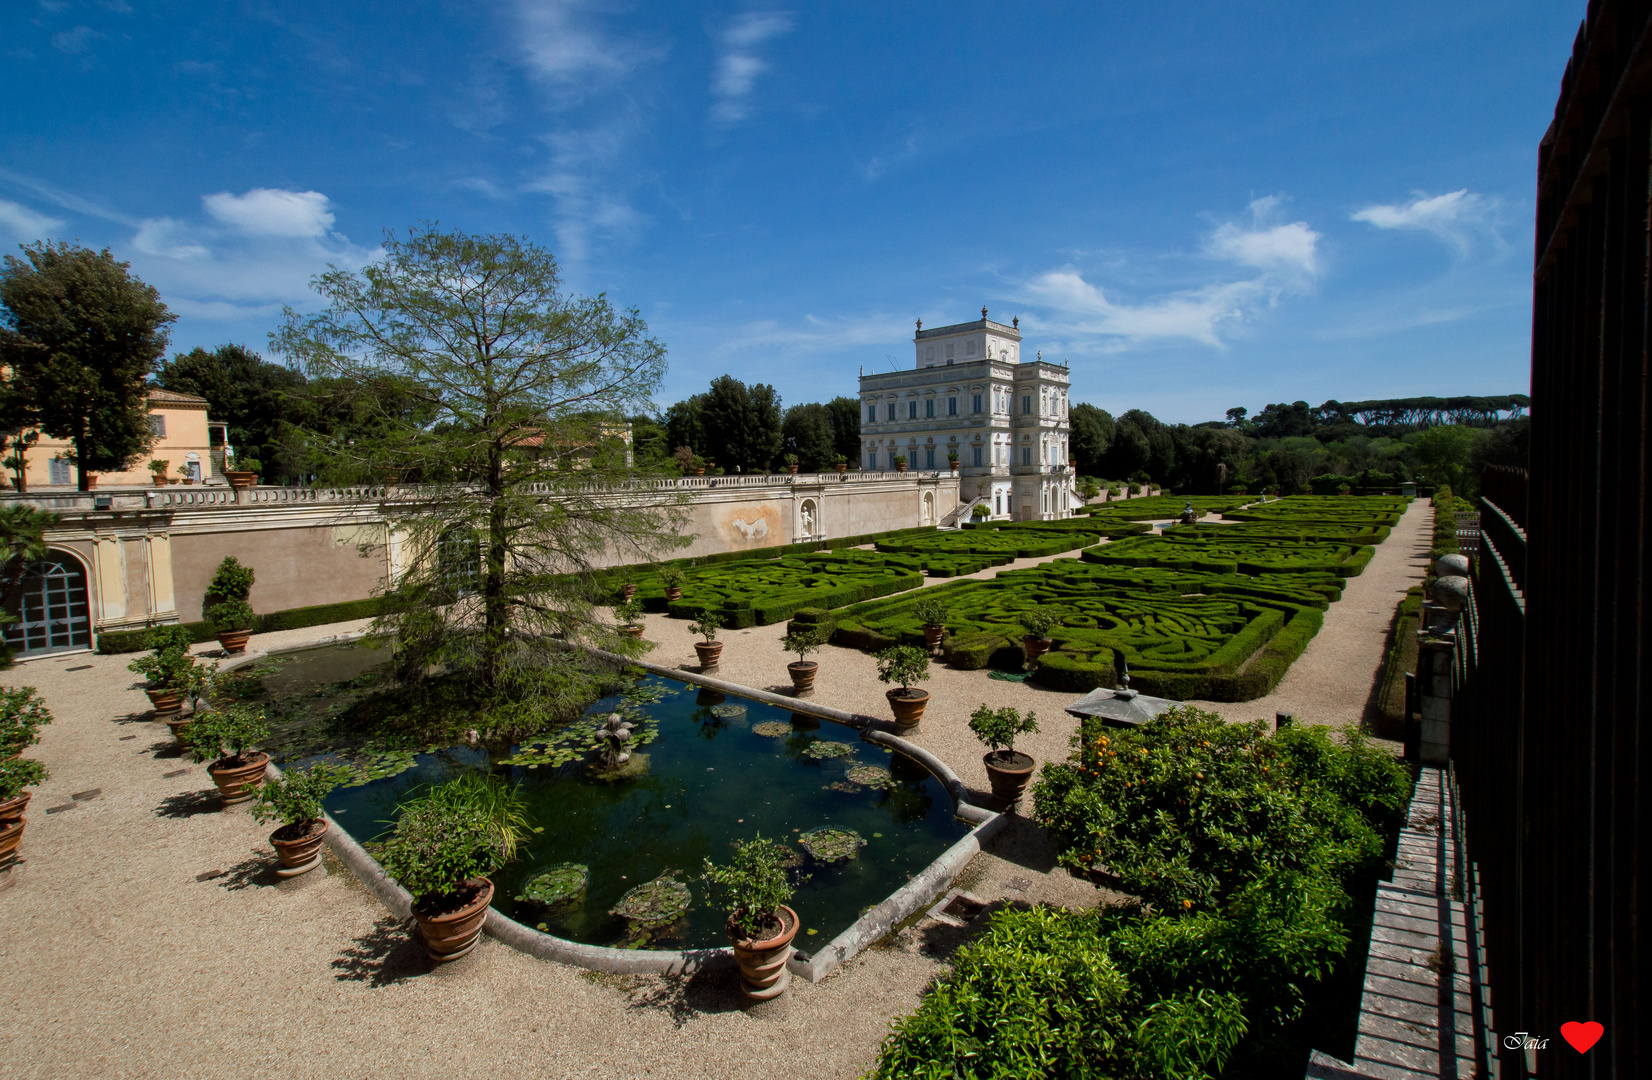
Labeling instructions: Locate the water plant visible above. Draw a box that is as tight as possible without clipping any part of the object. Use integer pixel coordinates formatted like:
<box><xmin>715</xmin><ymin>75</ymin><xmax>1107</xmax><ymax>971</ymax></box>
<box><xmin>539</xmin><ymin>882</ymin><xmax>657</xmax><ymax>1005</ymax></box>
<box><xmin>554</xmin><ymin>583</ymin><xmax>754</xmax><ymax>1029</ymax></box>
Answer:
<box><xmin>798</xmin><ymin>826</ymin><xmax>866</xmax><ymax>863</ymax></box>
<box><xmin>845</xmin><ymin>765</ymin><xmax>892</xmax><ymax>789</ymax></box>
<box><xmin>752</xmin><ymin>721</ymin><xmax>791</xmax><ymax>737</ymax></box>
<box><xmin>701</xmin><ymin>833</ymin><xmax>804</xmax><ymax>938</ymax></box>
<box><xmin>801</xmin><ymin>740</ymin><xmax>855</xmax><ymax>760</ymax></box>
<box><xmin>516</xmin><ymin>862</ymin><xmax>588</xmax><ymax>917</ymax></box>
<box><xmin>407</xmin><ymin>773</ymin><xmax>537</xmax><ymax>861</ymax></box>
<box><xmin>609</xmin><ymin>870</ymin><xmax>692</xmax><ymax>930</ymax></box>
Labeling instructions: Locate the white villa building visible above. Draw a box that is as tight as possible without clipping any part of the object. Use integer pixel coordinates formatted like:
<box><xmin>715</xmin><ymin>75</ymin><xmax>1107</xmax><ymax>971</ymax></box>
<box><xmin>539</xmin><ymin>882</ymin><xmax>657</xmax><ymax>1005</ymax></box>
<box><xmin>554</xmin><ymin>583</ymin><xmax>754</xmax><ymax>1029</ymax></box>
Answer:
<box><xmin>859</xmin><ymin>308</ymin><xmax>1078</xmax><ymax>521</ymax></box>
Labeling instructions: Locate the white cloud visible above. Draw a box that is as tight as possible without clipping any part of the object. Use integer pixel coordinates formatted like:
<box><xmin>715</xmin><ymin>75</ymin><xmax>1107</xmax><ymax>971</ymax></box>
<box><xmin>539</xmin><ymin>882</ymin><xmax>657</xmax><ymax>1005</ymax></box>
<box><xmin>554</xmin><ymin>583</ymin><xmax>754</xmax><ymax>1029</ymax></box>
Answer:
<box><xmin>0</xmin><ymin>199</ymin><xmax>65</xmax><ymax>242</ymax></box>
<box><xmin>50</xmin><ymin>26</ymin><xmax>98</xmax><ymax>55</ymax></box>
<box><xmin>132</xmin><ymin>217</ymin><xmax>210</xmax><ymax>260</ymax></box>
<box><xmin>1351</xmin><ymin>189</ymin><xmax>1498</xmax><ymax>256</ymax></box>
<box><xmin>514</xmin><ymin>0</ymin><xmax>654</xmax><ymax>93</ymax></box>
<box><xmin>1019</xmin><ymin>199</ymin><xmax>1322</xmax><ymax>349</ymax></box>
<box><xmin>710</xmin><ymin>12</ymin><xmax>792</xmax><ymax>124</ymax></box>
<box><xmin>716</xmin><ymin>312</ymin><xmax>916</xmax><ymax>353</ymax></box>
<box><xmin>525</xmin><ymin>126</ymin><xmax>645</xmax><ymax>266</ymax></box>
<box><xmin>202</xmin><ymin>188</ymin><xmax>335</xmax><ymax>238</ymax></box>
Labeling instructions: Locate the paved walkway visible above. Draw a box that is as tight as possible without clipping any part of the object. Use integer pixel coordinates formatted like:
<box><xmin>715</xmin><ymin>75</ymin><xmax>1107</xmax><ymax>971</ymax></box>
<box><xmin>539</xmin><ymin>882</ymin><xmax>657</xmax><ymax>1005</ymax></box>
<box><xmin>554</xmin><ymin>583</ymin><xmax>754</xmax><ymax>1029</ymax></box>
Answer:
<box><xmin>0</xmin><ymin>504</ymin><xmax>1423</xmax><ymax>1078</ymax></box>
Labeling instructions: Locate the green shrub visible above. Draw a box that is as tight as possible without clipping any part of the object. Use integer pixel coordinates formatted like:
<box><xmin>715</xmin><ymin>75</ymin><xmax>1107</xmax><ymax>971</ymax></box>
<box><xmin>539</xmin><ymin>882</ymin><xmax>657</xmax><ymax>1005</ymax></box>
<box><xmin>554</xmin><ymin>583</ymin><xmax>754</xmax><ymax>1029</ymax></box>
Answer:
<box><xmin>968</xmin><ymin>704</ymin><xmax>1039</xmax><ymax>758</ymax></box>
<box><xmin>875</xmin><ymin>644</ymin><xmax>930</xmax><ymax>692</ymax></box>
<box><xmin>700</xmin><ymin>833</ymin><xmax>804</xmax><ymax>938</ymax></box>
<box><xmin>0</xmin><ymin>686</ymin><xmax>53</xmax><ymax>754</ymax></box>
<box><xmin>378</xmin><ymin>798</ymin><xmax>507</xmax><ymax>905</ymax></box>
<box><xmin>98</xmin><ymin>597</ymin><xmax>390</xmax><ymax>653</ymax></box>
<box><xmin>182</xmin><ymin>703</ymin><xmax>270</xmax><ymax>766</ymax></box>
<box><xmin>249</xmin><ymin>762</ymin><xmax>352</xmax><ymax>828</ymax></box>
<box><xmin>208</xmin><ymin>599</ymin><xmax>256</xmax><ymax>633</ymax></box>
<box><xmin>205</xmin><ymin>555</ymin><xmax>255</xmax><ymax>608</ymax></box>
<box><xmin>0</xmin><ymin>757</ymin><xmax>48</xmax><ymax>800</ymax></box>
<box><xmin>403</xmin><ymin>773</ymin><xmax>537</xmax><ymax>862</ymax></box>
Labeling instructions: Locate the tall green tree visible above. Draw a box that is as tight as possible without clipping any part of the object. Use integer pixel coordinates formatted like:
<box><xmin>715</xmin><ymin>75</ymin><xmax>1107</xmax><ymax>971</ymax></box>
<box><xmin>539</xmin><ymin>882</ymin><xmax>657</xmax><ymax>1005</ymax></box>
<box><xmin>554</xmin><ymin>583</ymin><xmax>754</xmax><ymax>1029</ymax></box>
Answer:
<box><xmin>273</xmin><ymin>226</ymin><xmax>688</xmax><ymax>728</ymax></box>
<box><xmin>780</xmin><ymin>401</ymin><xmax>836</xmax><ymax>471</ymax></box>
<box><xmin>156</xmin><ymin>343</ymin><xmax>307</xmax><ymax>479</ymax></box>
<box><xmin>824</xmin><ymin>395</ymin><xmax>861</xmax><ymax>464</ymax></box>
<box><xmin>1069</xmin><ymin>402</ymin><xmax>1114</xmax><ymax>476</ymax></box>
<box><xmin>0</xmin><ymin>243</ymin><xmax>174</xmax><ymax>491</ymax></box>
<box><xmin>697</xmin><ymin>375</ymin><xmax>783</xmax><ymax>472</ymax></box>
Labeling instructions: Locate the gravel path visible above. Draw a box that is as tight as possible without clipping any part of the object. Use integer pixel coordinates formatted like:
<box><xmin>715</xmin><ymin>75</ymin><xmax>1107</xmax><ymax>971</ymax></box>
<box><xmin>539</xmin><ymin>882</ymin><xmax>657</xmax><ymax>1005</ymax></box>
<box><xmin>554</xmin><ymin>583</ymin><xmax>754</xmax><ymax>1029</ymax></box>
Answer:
<box><xmin>0</xmin><ymin>505</ymin><xmax>1418</xmax><ymax>1078</ymax></box>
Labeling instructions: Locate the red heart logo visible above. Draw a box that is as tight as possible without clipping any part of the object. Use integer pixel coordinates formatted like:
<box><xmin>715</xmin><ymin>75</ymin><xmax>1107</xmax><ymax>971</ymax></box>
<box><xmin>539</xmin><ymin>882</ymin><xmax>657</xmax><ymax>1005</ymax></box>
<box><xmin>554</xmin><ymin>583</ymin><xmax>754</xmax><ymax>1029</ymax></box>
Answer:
<box><xmin>1561</xmin><ymin>1021</ymin><xmax>1604</xmax><ymax>1054</ymax></box>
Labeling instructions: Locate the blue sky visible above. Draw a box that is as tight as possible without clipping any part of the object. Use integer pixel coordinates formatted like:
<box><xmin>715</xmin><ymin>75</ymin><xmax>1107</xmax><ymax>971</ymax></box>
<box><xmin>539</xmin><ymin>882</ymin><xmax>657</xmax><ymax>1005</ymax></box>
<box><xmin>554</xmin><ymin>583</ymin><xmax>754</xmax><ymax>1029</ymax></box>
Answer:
<box><xmin>1</xmin><ymin>1</ymin><xmax>1580</xmax><ymax>423</ymax></box>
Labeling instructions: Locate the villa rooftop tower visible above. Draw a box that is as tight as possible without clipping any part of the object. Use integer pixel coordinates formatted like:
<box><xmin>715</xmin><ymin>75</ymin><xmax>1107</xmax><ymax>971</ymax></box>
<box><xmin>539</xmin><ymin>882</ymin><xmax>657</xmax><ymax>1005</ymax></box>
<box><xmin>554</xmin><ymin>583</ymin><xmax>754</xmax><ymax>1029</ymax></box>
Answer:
<box><xmin>858</xmin><ymin>308</ymin><xmax>1077</xmax><ymax>521</ymax></box>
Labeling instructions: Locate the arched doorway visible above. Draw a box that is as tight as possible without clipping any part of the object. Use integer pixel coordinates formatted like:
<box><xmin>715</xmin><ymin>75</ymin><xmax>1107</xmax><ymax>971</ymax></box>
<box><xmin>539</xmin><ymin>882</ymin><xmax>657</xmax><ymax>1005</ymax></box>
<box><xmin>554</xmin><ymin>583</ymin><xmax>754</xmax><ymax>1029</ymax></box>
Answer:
<box><xmin>437</xmin><ymin>527</ymin><xmax>481</xmax><ymax>598</ymax></box>
<box><xmin>2</xmin><ymin>551</ymin><xmax>92</xmax><ymax>657</ymax></box>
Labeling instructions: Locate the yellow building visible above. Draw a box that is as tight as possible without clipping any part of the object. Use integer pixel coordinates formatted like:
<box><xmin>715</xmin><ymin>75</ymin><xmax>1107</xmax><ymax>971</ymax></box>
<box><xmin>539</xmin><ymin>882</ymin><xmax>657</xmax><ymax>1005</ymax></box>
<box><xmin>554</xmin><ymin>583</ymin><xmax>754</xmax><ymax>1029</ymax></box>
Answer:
<box><xmin>11</xmin><ymin>388</ymin><xmax>218</xmax><ymax>489</ymax></box>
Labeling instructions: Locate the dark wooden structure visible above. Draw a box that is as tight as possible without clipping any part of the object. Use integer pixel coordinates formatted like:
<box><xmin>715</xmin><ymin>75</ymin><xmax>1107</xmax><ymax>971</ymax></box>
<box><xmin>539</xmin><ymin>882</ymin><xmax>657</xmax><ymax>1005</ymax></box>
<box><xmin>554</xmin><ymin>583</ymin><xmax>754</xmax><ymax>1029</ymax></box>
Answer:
<box><xmin>1453</xmin><ymin>3</ymin><xmax>1650</xmax><ymax>1075</ymax></box>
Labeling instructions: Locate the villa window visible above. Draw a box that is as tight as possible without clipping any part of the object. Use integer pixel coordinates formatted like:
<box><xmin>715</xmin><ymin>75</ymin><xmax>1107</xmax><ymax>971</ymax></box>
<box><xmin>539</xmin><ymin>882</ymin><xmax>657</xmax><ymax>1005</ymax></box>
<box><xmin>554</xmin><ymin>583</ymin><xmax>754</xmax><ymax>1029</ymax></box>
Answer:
<box><xmin>887</xmin><ymin>403</ymin><xmax>896</xmax><ymax>422</ymax></box>
<box><xmin>1022</xmin><ymin>395</ymin><xmax>1032</xmax><ymax>415</ymax></box>
<box><xmin>925</xmin><ymin>399</ymin><xmax>934</xmax><ymax>418</ymax></box>
<box><xmin>867</xmin><ymin>405</ymin><xmax>876</xmax><ymax>423</ymax></box>
<box><xmin>924</xmin><ymin>447</ymin><xmax>934</xmax><ymax>469</ymax></box>
<box><xmin>908</xmin><ymin>401</ymin><xmax>917</xmax><ymax>420</ymax></box>
<box><xmin>925</xmin><ymin>346</ymin><xmax>935</xmax><ymax>362</ymax></box>
<box><xmin>948</xmin><ymin>397</ymin><xmax>958</xmax><ymax>416</ymax></box>
<box><xmin>867</xmin><ymin>451</ymin><xmax>876</xmax><ymax>470</ymax></box>
<box><xmin>971</xmin><ymin>394</ymin><xmax>982</xmax><ymax>414</ymax></box>
<box><xmin>966</xmin><ymin>340</ymin><xmax>976</xmax><ymax>356</ymax></box>
<box><xmin>972</xmin><ymin>446</ymin><xmax>983</xmax><ymax>467</ymax></box>
<box><xmin>149</xmin><ymin>415</ymin><xmax>166</xmax><ymax>437</ymax></box>
<box><xmin>946</xmin><ymin>343</ymin><xmax>955</xmax><ymax>359</ymax></box>
<box><xmin>1022</xmin><ymin>447</ymin><xmax>1031</xmax><ymax>466</ymax></box>
<box><xmin>48</xmin><ymin>458</ymin><xmax>71</xmax><ymax>486</ymax></box>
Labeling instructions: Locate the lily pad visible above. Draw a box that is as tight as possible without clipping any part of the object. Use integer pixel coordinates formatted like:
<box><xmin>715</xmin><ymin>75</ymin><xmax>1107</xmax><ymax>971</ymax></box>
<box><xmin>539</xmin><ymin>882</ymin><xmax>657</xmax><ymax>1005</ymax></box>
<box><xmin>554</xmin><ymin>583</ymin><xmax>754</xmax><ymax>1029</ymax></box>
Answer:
<box><xmin>801</xmin><ymin>740</ymin><xmax>855</xmax><ymax>760</ymax></box>
<box><xmin>609</xmin><ymin>871</ymin><xmax>691</xmax><ymax>929</ymax></box>
<box><xmin>752</xmin><ymin>721</ymin><xmax>792</xmax><ymax>738</ymax></box>
<box><xmin>516</xmin><ymin>863</ymin><xmax>588</xmax><ymax>917</ymax></box>
<box><xmin>846</xmin><ymin>765</ymin><xmax>892</xmax><ymax>789</ymax></box>
<box><xmin>710</xmin><ymin>704</ymin><xmax>747</xmax><ymax>720</ymax></box>
<box><xmin>798</xmin><ymin>826</ymin><xmax>866</xmax><ymax>862</ymax></box>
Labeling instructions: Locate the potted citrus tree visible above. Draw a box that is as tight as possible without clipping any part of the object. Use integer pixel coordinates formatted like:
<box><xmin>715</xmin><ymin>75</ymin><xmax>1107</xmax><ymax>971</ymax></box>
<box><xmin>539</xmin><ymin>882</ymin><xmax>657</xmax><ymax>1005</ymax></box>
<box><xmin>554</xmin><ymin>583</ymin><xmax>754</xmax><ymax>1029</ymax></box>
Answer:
<box><xmin>893</xmin><ymin>454</ymin><xmax>908</xmax><ymax>474</ymax></box>
<box><xmin>659</xmin><ymin>565</ymin><xmax>686</xmax><ymax>601</ymax></box>
<box><xmin>0</xmin><ymin>758</ymin><xmax>45</xmax><ymax>867</ymax></box>
<box><xmin>914</xmin><ymin>596</ymin><xmax>949</xmax><ymax>653</ymax></box>
<box><xmin>0</xmin><ymin>686</ymin><xmax>53</xmax><ymax>759</ymax></box>
<box><xmin>250</xmin><ymin>762</ymin><xmax>351</xmax><ymax>877</ymax></box>
<box><xmin>208</xmin><ymin>599</ymin><xmax>257</xmax><ymax>655</ymax></box>
<box><xmin>147</xmin><ymin>458</ymin><xmax>170</xmax><ymax>487</ymax></box>
<box><xmin>688</xmin><ymin>609</ymin><xmax>724</xmax><ymax>669</ymax></box>
<box><xmin>783</xmin><ymin>453</ymin><xmax>800</xmax><ymax>475</ymax></box>
<box><xmin>205</xmin><ymin>556</ymin><xmax>254</xmax><ymax>616</ymax></box>
<box><xmin>1019</xmin><ymin>607</ymin><xmax>1057</xmax><ymax>665</ymax></box>
<box><xmin>127</xmin><ymin>625</ymin><xmax>195</xmax><ymax>717</ymax></box>
<box><xmin>378</xmin><ymin>791</ymin><xmax>508</xmax><ymax>962</ymax></box>
<box><xmin>781</xmin><ymin>625</ymin><xmax>830</xmax><ymax>694</ymax></box>
<box><xmin>614</xmin><ymin>598</ymin><xmax>645</xmax><ymax>639</ymax></box>
<box><xmin>181</xmin><ymin>703</ymin><xmax>270</xmax><ymax>805</ymax></box>
<box><xmin>969</xmin><ymin>704</ymin><xmax>1040</xmax><ymax>804</ymax></box>
<box><xmin>701</xmin><ymin>834</ymin><xmax>804</xmax><ymax>1002</ymax></box>
<box><xmin>947</xmin><ymin>452</ymin><xmax>958</xmax><ymax>473</ymax></box>
<box><xmin>833</xmin><ymin>454</ymin><xmax>847</xmax><ymax>476</ymax></box>
<box><xmin>224</xmin><ymin>454</ymin><xmax>261</xmax><ymax>490</ymax></box>
<box><xmin>876</xmin><ymin>645</ymin><xmax>931</xmax><ymax>731</ymax></box>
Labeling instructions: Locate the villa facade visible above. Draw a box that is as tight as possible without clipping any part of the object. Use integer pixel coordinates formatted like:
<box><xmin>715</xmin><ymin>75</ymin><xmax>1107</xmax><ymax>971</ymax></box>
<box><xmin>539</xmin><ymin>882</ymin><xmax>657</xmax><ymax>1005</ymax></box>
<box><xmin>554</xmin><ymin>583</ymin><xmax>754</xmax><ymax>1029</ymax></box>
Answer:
<box><xmin>858</xmin><ymin>309</ymin><xmax>1077</xmax><ymax>520</ymax></box>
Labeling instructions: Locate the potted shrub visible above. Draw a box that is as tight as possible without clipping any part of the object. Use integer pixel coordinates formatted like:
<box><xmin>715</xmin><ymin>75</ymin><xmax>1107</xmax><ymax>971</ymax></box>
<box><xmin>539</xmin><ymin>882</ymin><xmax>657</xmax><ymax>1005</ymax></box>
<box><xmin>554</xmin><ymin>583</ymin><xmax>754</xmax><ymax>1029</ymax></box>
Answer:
<box><xmin>224</xmin><ymin>455</ymin><xmax>261</xmax><ymax>489</ymax></box>
<box><xmin>126</xmin><ymin>625</ymin><xmax>195</xmax><ymax>716</ymax></box>
<box><xmin>659</xmin><ymin>565</ymin><xmax>686</xmax><ymax>601</ymax></box>
<box><xmin>913</xmin><ymin>596</ymin><xmax>949</xmax><ymax>652</ymax></box>
<box><xmin>691</xmin><ymin>455</ymin><xmax>707</xmax><ymax>477</ymax></box>
<box><xmin>783</xmin><ymin>453</ymin><xmax>800</xmax><ymax>475</ymax></box>
<box><xmin>833</xmin><ymin>455</ymin><xmax>847</xmax><ymax>476</ymax></box>
<box><xmin>1019</xmin><ymin>607</ymin><xmax>1057</xmax><ymax>665</ymax></box>
<box><xmin>249</xmin><ymin>762</ymin><xmax>351</xmax><ymax>877</ymax></box>
<box><xmin>701</xmin><ymin>834</ymin><xmax>804</xmax><ymax>1002</ymax></box>
<box><xmin>947</xmin><ymin>452</ymin><xmax>958</xmax><ymax>473</ymax></box>
<box><xmin>177</xmin><ymin>462</ymin><xmax>196</xmax><ymax>485</ymax></box>
<box><xmin>781</xmin><ymin>625</ymin><xmax>830</xmax><ymax>695</ymax></box>
<box><xmin>205</xmin><ymin>556</ymin><xmax>255</xmax><ymax>613</ymax></box>
<box><xmin>614</xmin><ymin>598</ymin><xmax>645</xmax><ymax>639</ymax></box>
<box><xmin>181</xmin><ymin>703</ymin><xmax>270</xmax><ymax>805</ymax></box>
<box><xmin>0</xmin><ymin>686</ymin><xmax>53</xmax><ymax>759</ymax></box>
<box><xmin>969</xmin><ymin>704</ymin><xmax>1040</xmax><ymax>804</ymax></box>
<box><xmin>0</xmin><ymin>758</ymin><xmax>45</xmax><ymax>867</ymax></box>
<box><xmin>378</xmin><ymin>793</ymin><xmax>508</xmax><ymax>962</ymax></box>
<box><xmin>148</xmin><ymin>458</ymin><xmax>170</xmax><ymax>487</ymax></box>
<box><xmin>876</xmin><ymin>644</ymin><xmax>931</xmax><ymax>731</ymax></box>
<box><xmin>970</xmin><ymin>503</ymin><xmax>991</xmax><ymax>522</ymax></box>
<box><xmin>893</xmin><ymin>454</ymin><xmax>908</xmax><ymax>474</ymax></box>
<box><xmin>619</xmin><ymin>572</ymin><xmax>638</xmax><ymax>603</ymax></box>
<box><xmin>208</xmin><ymin>599</ymin><xmax>257</xmax><ymax>655</ymax></box>
<box><xmin>688</xmin><ymin>609</ymin><xmax>724</xmax><ymax>669</ymax></box>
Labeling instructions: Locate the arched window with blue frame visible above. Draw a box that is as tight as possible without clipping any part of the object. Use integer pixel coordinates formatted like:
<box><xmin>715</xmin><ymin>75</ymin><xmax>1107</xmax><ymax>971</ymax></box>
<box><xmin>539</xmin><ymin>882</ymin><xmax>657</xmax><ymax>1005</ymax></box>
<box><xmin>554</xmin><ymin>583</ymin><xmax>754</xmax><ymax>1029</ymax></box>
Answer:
<box><xmin>2</xmin><ymin>550</ymin><xmax>92</xmax><ymax>657</ymax></box>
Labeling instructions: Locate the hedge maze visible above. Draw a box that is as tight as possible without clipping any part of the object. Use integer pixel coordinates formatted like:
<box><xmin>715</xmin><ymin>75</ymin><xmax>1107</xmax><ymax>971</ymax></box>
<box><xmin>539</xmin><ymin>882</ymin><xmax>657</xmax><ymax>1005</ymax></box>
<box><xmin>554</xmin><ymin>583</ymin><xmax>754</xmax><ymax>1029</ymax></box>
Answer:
<box><xmin>627</xmin><ymin>550</ymin><xmax>925</xmax><ymax>626</ymax></box>
<box><xmin>825</xmin><ymin>494</ymin><xmax>1409</xmax><ymax>701</ymax></box>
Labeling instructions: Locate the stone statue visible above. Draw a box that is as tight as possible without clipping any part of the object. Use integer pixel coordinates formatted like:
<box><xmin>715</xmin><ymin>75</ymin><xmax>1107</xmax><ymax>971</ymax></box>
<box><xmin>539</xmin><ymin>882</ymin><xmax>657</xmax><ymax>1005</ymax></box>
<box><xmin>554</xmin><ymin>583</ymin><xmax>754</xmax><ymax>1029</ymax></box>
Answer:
<box><xmin>801</xmin><ymin>502</ymin><xmax>816</xmax><ymax>536</ymax></box>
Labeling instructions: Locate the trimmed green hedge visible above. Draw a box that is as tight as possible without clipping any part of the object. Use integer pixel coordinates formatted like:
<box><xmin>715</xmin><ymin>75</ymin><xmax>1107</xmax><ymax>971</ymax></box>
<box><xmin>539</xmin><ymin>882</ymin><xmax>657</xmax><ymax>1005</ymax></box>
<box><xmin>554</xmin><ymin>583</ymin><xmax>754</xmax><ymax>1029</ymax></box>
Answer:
<box><xmin>96</xmin><ymin>596</ymin><xmax>388</xmax><ymax>654</ymax></box>
<box><xmin>629</xmin><ymin>549</ymin><xmax>926</xmax><ymax>627</ymax></box>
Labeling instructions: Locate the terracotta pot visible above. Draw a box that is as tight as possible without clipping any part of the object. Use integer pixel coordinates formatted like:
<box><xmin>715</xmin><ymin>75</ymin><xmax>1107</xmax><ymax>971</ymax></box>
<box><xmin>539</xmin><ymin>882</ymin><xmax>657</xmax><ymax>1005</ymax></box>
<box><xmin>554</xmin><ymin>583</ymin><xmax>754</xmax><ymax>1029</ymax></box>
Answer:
<box><xmin>983</xmin><ymin>750</ymin><xmax>1037</xmax><ymax>804</ymax></box>
<box><xmin>835</xmin><ymin>465</ymin><xmax>847</xmax><ymax>475</ymax></box>
<box><xmin>1023</xmin><ymin>635</ymin><xmax>1051</xmax><ymax>664</ymax></box>
<box><xmin>695</xmin><ymin>641</ymin><xmax>724</xmax><ymax>669</ymax></box>
<box><xmin>86</xmin><ymin>475</ymin><xmax>98</xmax><ymax>490</ymax></box>
<box><xmin>665</xmin><ymin>586</ymin><xmax>682</xmax><ymax>601</ymax></box>
<box><xmin>144</xmin><ymin>686</ymin><xmax>182</xmax><ymax>714</ymax></box>
<box><xmin>948</xmin><ymin>460</ymin><xmax>958</xmax><ymax>472</ymax></box>
<box><xmin>619</xmin><ymin>625</ymin><xmax>644</xmax><ymax>639</ymax></box>
<box><xmin>149</xmin><ymin>472</ymin><xmax>167</xmax><ymax>487</ymax></box>
<box><xmin>208</xmin><ymin>752</ymin><xmax>270</xmax><ymax>805</ymax></box>
<box><xmin>621</xmin><ymin>583</ymin><xmax>637</xmax><ymax>602</ymax></box>
<box><xmin>896</xmin><ymin>463</ymin><xmax>907</xmax><ymax>474</ymax></box>
<box><xmin>216</xmin><ymin>628</ymin><xmax>253</xmax><ymax>654</ymax></box>
<box><xmin>414</xmin><ymin>878</ymin><xmax>494</xmax><ymax>962</ymax></box>
<box><xmin>922</xmin><ymin>625</ymin><xmax>945</xmax><ymax>651</ymax></box>
<box><xmin>727</xmin><ymin>904</ymin><xmax>798</xmax><ymax>1000</ymax></box>
<box><xmin>182</xmin><ymin>477</ymin><xmax>195</xmax><ymax>485</ymax></box>
<box><xmin>224</xmin><ymin>470</ymin><xmax>258</xmax><ymax>490</ymax></box>
<box><xmin>0</xmin><ymin>818</ymin><xmax>23</xmax><ymax>866</ymax></box>
<box><xmin>692</xmin><ymin>468</ymin><xmax>706</xmax><ymax>476</ymax></box>
<box><xmin>787</xmin><ymin>465</ymin><xmax>800</xmax><ymax>474</ymax></box>
<box><xmin>787</xmin><ymin>660</ymin><xmax>818</xmax><ymax>694</ymax></box>
<box><xmin>886</xmin><ymin>688</ymin><xmax>930</xmax><ymax>730</ymax></box>
<box><xmin>270</xmin><ymin>818</ymin><xmax>328</xmax><ymax>876</ymax></box>
<box><xmin>164</xmin><ymin>715</ymin><xmax>194</xmax><ymax>745</ymax></box>
<box><xmin>0</xmin><ymin>791</ymin><xmax>30</xmax><ymax>827</ymax></box>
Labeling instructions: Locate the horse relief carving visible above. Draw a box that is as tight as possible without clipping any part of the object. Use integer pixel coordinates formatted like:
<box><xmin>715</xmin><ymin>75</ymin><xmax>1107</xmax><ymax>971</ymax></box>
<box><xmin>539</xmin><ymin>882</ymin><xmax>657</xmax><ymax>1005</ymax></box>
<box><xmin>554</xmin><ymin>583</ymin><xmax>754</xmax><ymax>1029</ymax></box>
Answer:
<box><xmin>729</xmin><ymin>516</ymin><xmax>769</xmax><ymax>540</ymax></box>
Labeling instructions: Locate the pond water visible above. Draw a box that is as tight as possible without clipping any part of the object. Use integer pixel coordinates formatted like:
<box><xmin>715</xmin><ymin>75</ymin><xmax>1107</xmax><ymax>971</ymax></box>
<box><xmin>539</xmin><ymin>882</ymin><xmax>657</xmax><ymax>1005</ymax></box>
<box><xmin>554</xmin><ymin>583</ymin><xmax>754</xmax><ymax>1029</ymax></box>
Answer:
<box><xmin>265</xmin><ymin>647</ymin><xmax>970</xmax><ymax>951</ymax></box>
